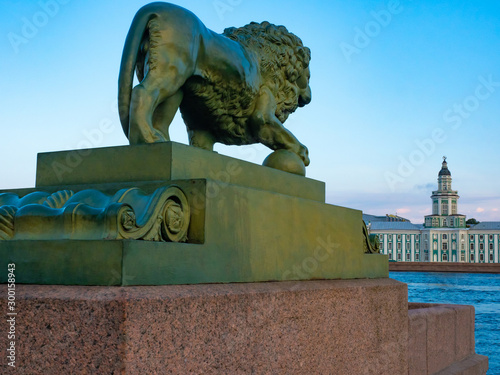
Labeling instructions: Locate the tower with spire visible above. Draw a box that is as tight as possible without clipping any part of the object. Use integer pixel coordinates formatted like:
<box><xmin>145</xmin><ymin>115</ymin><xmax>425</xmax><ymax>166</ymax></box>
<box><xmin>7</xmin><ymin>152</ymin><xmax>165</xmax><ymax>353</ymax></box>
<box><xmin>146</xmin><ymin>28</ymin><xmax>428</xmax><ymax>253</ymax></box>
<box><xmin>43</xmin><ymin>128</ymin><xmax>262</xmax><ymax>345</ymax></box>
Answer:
<box><xmin>424</xmin><ymin>157</ymin><xmax>466</xmax><ymax>228</ymax></box>
<box><xmin>365</xmin><ymin>157</ymin><xmax>500</xmax><ymax>264</ymax></box>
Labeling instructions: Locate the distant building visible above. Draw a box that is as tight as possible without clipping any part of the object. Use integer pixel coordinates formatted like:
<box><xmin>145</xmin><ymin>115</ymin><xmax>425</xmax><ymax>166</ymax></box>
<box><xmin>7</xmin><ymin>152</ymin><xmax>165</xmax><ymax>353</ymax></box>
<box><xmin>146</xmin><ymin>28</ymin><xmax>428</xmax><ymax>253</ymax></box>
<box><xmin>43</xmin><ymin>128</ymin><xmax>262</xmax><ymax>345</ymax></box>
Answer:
<box><xmin>364</xmin><ymin>158</ymin><xmax>500</xmax><ymax>263</ymax></box>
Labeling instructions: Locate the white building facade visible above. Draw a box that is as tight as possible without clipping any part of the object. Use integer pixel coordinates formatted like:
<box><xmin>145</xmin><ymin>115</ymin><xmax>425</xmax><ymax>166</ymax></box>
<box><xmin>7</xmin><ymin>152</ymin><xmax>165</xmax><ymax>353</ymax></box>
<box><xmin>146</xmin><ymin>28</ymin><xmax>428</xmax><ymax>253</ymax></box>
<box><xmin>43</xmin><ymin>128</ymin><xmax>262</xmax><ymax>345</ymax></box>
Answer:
<box><xmin>365</xmin><ymin>158</ymin><xmax>500</xmax><ymax>263</ymax></box>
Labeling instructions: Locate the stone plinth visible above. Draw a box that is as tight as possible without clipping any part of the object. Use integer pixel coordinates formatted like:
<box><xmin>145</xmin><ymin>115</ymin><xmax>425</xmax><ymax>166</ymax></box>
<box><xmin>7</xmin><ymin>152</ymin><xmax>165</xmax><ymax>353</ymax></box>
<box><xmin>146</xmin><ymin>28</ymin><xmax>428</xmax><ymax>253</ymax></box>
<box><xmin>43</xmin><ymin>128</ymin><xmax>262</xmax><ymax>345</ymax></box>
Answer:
<box><xmin>0</xmin><ymin>143</ymin><xmax>388</xmax><ymax>285</ymax></box>
<box><xmin>408</xmin><ymin>303</ymin><xmax>488</xmax><ymax>375</ymax></box>
<box><xmin>0</xmin><ymin>279</ymin><xmax>408</xmax><ymax>374</ymax></box>
<box><xmin>0</xmin><ymin>179</ymin><xmax>388</xmax><ymax>285</ymax></box>
<box><xmin>35</xmin><ymin>142</ymin><xmax>325</xmax><ymax>202</ymax></box>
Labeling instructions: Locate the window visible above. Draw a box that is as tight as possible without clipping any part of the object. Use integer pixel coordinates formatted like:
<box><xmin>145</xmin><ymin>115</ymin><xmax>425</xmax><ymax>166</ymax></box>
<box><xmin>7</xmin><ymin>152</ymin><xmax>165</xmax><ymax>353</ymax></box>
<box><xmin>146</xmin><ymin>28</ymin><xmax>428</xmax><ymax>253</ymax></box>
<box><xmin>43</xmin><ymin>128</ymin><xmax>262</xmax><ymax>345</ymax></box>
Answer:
<box><xmin>442</xmin><ymin>201</ymin><xmax>448</xmax><ymax>215</ymax></box>
<box><xmin>415</xmin><ymin>253</ymin><xmax>420</xmax><ymax>261</ymax></box>
<box><xmin>490</xmin><ymin>253</ymin><xmax>494</xmax><ymax>262</ymax></box>
<box><xmin>490</xmin><ymin>243</ymin><xmax>494</xmax><ymax>251</ymax></box>
<box><xmin>397</xmin><ymin>253</ymin><xmax>402</xmax><ymax>261</ymax></box>
<box><xmin>388</xmin><ymin>242</ymin><xmax>393</xmax><ymax>250</ymax></box>
<box><xmin>397</xmin><ymin>242</ymin><xmax>401</xmax><ymax>250</ymax></box>
<box><xmin>470</xmin><ymin>254</ymin><xmax>475</xmax><ymax>262</ymax></box>
<box><xmin>480</xmin><ymin>243</ymin><xmax>484</xmax><ymax>251</ymax></box>
<box><xmin>470</xmin><ymin>235</ymin><xmax>474</xmax><ymax>241</ymax></box>
<box><xmin>397</xmin><ymin>234</ymin><xmax>401</xmax><ymax>241</ymax></box>
<box><xmin>406</xmin><ymin>253</ymin><xmax>410</xmax><ymax>261</ymax></box>
<box><xmin>425</xmin><ymin>253</ymin><xmax>429</xmax><ymax>261</ymax></box>
<box><xmin>406</xmin><ymin>242</ymin><xmax>410</xmax><ymax>249</ymax></box>
<box><xmin>480</xmin><ymin>253</ymin><xmax>484</xmax><ymax>262</ymax></box>
<box><xmin>460</xmin><ymin>253</ymin><xmax>465</xmax><ymax>262</ymax></box>
<box><xmin>416</xmin><ymin>242</ymin><xmax>419</xmax><ymax>250</ymax></box>
<box><xmin>442</xmin><ymin>234</ymin><xmax>448</xmax><ymax>240</ymax></box>
<box><xmin>489</xmin><ymin>235</ymin><xmax>493</xmax><ymax>241</ymax></box>
<box><xmin>479</xmin><ymin>235</ymin><xmax>484</xmax><ymax>241</ymax></box>
<box><xmin>461</xmin><ymin>243</ymin><xmax>465</xmax><ymax>250</ymax></box>
<box><xmin>442</xmin><ymin>253</ymin><xmax>448</xmax><ymax>261</ymax></box>
<box><xmin>442</xmin><ymin>243</ymin><xmax>448</xmax><ymax>250</ymax></box>
<box><xmin>470</xmin><ymin>243</ymin><xmax>474</xmax><ymax>251</ymax></box>
<box><xmin>388</xmin><ymin>253</ymin><xmax>392</xmax><ymax>260</ymax></box>
<box><xmin>379</xmin><ymin>234</ymin><xmax>383</xmax><ymax>242</ymax></box>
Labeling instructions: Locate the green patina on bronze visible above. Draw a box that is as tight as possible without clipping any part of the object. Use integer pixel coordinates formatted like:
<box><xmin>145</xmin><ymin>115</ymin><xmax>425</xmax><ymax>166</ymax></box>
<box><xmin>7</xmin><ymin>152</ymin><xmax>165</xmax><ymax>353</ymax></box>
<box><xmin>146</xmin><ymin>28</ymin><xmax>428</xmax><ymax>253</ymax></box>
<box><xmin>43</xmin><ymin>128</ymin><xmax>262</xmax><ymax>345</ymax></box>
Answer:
<box><xmin>0</xmin><ymin>3</ymin><xmax>388</xmax><ymax>286</ymax></box>
<box><xmin>118</xmin><ymin>2</ymin><xmax>311</xmax><ymax>171</ymax></box>
<box><xmin>0</xmin><ymin>240</ymin><xmax>123</xmax><ymax>285</ymax></box>
<box><xmin>36</xmin><ymin>142</ymin><xmax>325</xmax><ymax>202</ymax></box>
<box><xmin>0</xmin><ymin>143</ymin><xmax>387</xmax><ymax>285</ymax></box>
<box><xmin>0</xmin><ymin>241</ymin><xmax>387</xmax><ymax>286</ymax></box>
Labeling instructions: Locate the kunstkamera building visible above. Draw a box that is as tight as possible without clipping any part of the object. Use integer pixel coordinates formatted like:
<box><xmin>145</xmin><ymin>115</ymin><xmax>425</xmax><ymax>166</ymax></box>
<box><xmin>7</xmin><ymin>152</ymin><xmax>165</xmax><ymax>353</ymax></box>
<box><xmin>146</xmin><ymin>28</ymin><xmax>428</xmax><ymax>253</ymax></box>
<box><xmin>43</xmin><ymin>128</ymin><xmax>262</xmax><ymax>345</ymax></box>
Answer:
<box><xmin>365</xmin><ymin>158</ymin><xmax>500</xmax><ymax>263</ymax></box>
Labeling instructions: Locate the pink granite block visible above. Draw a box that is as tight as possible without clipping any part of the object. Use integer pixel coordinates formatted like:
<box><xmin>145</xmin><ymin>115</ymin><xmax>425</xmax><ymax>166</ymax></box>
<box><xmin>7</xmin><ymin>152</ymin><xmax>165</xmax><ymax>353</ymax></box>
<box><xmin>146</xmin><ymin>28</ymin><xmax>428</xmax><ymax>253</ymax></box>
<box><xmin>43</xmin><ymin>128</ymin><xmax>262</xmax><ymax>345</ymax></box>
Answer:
<box><xmin>409</xmin><ymin>302</ymin><xmax>440</xmax><ymax>310</ymax></box>
<box><xmin>426</xmin><ymin>306</ymin><xmax>457</xmax><ymax>374</ymax></box>
<box><xmin>0</xmin><ymin>286</ymin><xmax>127</xmax><ymax>374</ymax></box>
<box><xmin>1</xmin><ymin>279</ymin><xmax>408</xmax><ymax>375</ymax></box>
<box><xmin>408</xmin><ymin>309</ymin><xmax>428</xmax><ymax>375</ymax></box>
<box><xmin>434</xmin><ymin>354</ymin><xmax>488</xmax><ymax>375</ymax></box>
<box><xmin>469</xmin><ymin>304</ymin><xmax>476</xmax><ymax>354</ymax></box>
<box><xmin>454</xmin><ymin>305</ymin><xmax>474</xmax><ymax>362</ymax></box>
<box><xmin>122</xmin><ymin>279</ymin><xmax>409</xmax><ymax>374</ymax></box>
<box><xmin>407</xmin><ymin>303</ymin><xmax>488</xmax><ymax>375</ymax></box>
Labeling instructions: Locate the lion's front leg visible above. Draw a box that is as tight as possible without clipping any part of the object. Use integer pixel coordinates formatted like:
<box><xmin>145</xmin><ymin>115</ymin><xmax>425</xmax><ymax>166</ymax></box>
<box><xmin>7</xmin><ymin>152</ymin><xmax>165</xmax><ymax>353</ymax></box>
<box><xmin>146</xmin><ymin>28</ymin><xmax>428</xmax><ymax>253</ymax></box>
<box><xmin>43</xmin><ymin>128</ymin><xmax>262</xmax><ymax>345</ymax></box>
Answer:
<box><xmin>251</xmin><ymin>87</ymin><xmax>310</xmax><ymax>166</ymax></box>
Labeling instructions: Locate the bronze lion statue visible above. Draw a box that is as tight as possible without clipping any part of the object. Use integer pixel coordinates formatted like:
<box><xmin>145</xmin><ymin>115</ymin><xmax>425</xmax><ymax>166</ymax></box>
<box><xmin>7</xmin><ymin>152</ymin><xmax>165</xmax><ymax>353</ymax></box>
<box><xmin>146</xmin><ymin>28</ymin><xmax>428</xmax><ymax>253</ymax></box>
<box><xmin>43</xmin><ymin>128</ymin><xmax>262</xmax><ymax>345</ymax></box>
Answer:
<box><xmin>118</xmin><ymin>2</ymin><xmax>312</xmax><ymax>166</ymax></box>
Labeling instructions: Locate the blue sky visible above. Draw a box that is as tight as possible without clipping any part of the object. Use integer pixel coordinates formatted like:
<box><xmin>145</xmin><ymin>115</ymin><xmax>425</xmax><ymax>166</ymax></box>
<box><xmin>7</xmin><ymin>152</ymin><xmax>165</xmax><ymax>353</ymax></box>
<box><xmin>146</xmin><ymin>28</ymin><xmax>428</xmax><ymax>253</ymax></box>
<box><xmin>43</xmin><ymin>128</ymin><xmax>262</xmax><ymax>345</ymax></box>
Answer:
<box><xmin>1</xmin><ymin>0</ymin><xmax>500</xmax><ymax>223</ymax></box>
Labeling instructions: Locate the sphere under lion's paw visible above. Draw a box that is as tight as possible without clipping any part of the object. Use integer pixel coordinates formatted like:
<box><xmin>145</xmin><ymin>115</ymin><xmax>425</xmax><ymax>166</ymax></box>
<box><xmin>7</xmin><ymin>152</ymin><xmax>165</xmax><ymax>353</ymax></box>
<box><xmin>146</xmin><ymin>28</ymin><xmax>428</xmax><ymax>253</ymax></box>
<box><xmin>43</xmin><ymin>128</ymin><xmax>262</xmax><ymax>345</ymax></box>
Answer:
<box><xmin>262</xmin><ymin>149</ymin><xmax>306</xmax><ymax>176</ymax></box>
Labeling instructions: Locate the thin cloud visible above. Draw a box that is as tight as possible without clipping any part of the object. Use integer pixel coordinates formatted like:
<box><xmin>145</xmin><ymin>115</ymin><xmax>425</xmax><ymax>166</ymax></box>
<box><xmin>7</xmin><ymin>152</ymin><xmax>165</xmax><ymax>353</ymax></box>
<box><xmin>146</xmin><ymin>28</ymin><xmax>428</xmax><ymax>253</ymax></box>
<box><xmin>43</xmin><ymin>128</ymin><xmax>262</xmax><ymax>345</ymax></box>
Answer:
<box><xmin>414</xmin><ymin>183</ymin><xmax>435</xmax><ymax>191</ymax></box>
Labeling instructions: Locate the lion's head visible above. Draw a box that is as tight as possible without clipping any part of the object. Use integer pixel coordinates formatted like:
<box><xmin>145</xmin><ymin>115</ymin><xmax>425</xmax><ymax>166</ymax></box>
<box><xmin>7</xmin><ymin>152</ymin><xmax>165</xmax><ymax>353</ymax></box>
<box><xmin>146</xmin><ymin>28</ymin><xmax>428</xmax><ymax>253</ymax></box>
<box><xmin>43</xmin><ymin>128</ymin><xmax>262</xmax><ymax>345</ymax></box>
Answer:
<box><xmin>223</xmin><ymin>21</ymin><xmax>311</xmax><ymax>123</ymax></box>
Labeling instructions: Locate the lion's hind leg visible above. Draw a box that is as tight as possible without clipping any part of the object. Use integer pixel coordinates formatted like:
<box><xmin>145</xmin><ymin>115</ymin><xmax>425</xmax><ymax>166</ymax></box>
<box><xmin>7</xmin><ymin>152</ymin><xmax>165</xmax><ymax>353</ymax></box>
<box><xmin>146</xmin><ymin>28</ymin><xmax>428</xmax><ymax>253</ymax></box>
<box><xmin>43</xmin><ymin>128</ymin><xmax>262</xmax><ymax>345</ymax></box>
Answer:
<box><xmin>152</xmin><ymin>90</ymin><xmax>184</xmax><ymax>142</ymax></box>
<box><xmin>129</xmin><ymin>24</ymin><xmax>196</xmax><ymax>144</ymax></box>
<box><xmin>129</xmin><ymin>64</ymin><xmax>190</xmax><ymax>144</ymax></box>
<box><xmin>128</xmin><ymin>76</ymin><xmax>167</xmax><ymax>144</ymax></box>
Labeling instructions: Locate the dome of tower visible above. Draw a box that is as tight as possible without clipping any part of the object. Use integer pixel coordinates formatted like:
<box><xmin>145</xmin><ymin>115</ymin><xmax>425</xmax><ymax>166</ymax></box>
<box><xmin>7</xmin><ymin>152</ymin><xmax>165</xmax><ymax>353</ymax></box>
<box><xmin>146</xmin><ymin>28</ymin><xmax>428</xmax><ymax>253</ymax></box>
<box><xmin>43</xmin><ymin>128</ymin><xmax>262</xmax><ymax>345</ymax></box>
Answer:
<box><xmin>439</xmin><ymin>158</ymin><xmax>451</xmax><ymax>176</ymax></box>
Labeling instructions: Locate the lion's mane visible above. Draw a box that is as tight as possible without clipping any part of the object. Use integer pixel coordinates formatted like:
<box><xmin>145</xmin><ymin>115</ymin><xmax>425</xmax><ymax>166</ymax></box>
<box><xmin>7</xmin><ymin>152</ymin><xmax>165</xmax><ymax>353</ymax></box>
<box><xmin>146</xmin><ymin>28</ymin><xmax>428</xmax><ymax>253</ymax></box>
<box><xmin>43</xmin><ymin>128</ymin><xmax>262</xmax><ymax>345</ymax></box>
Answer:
<box><xmin>179</xmin><ymin>21</ymin><xmax>311</xmax><ymax>145</ymax></box>
<box><xmin>224</xmin><ymin>22</ymin><xmax>311</xmax><ymax>123</ymax></box>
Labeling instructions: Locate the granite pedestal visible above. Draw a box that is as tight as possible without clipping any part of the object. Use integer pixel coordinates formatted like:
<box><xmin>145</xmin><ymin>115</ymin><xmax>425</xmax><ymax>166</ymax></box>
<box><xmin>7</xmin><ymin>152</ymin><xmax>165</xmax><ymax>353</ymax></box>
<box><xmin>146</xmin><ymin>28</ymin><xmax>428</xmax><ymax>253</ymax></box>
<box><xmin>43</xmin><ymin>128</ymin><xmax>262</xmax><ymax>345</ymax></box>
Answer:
<box><xmin>0</xmin><ymin>142</ymin><xmax>387</xmax><ymax>285</ymax></box>
<box><xmin>0</xmin><ymin>279</ymin><xmax>408</xmax><ymax>374</ymax></box>
<box><xmin>0</xmin><ymin>143</ymin><xmax>488</xmax><ymax>374</ymax></box>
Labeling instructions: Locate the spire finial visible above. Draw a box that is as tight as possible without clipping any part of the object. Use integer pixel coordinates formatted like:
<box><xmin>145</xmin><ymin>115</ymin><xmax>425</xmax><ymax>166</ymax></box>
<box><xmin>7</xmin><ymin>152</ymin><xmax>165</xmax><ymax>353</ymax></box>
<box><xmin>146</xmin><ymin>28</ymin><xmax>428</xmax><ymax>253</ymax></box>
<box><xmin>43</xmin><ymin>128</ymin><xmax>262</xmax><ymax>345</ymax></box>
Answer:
<box><xmin>443</xmin><ymin>156</ymin><xmax>447</xmax><ymax>162</ymax></box>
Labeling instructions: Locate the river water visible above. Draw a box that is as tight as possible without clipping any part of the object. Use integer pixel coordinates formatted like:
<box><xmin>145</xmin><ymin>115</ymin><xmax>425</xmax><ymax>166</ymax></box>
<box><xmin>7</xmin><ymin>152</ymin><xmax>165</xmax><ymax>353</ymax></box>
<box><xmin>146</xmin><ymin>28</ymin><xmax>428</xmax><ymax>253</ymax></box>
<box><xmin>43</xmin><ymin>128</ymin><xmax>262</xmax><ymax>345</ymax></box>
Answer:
<box><xmin>390</xmin><ymin>272</ymin><xmax>500</xmax><ymax>375</ymax></box>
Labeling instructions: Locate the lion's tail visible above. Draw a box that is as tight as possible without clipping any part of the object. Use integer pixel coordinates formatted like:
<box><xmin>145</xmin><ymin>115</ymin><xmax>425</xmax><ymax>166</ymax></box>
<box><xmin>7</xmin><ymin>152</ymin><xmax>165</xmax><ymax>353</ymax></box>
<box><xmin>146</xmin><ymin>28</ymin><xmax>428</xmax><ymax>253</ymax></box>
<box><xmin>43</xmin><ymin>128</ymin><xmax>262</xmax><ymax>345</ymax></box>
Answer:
<box><xmin>118</xmin><ymin>6</ymin><xmax>157</xmax><ymax>138</ymax></box>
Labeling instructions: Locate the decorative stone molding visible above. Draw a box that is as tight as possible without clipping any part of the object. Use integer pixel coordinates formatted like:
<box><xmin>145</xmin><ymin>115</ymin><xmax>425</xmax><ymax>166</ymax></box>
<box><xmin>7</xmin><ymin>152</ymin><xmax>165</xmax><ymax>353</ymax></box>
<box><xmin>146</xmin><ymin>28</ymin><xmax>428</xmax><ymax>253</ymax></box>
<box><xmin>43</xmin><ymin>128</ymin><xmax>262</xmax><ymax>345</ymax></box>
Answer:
<box><xmin>0</xmin><ymin>185</ymin><xmax>190</xmax><ymax>242</ymax></box>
